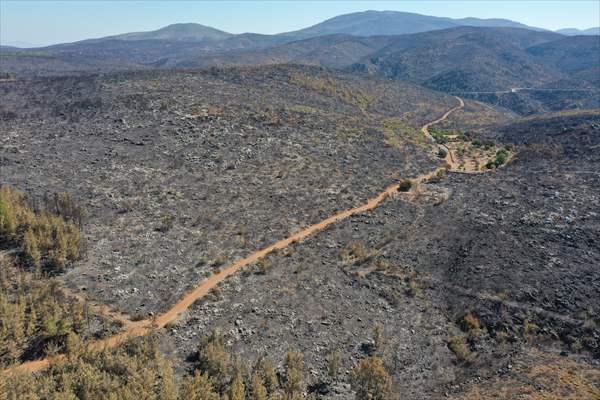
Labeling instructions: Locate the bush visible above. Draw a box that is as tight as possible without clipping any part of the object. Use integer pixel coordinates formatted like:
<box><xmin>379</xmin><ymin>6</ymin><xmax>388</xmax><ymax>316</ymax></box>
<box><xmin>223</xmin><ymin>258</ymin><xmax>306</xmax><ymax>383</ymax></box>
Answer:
<box><xmin>327</xmin><ymin>349</ymin><xmax>342</xmax><ymax>380</ymax></box>
<box><xmin>448</xmin><ymin>335</ymin><xmax>471</xmax><ymax>362</ymax></box>
<box><xmin>485</xmin><ymin>148</ymin><xmax>510</xmax><ymax>169</ymax></box>
<box><xmin>351</xmin><ymin>356</ymin><xmax>393</xmax><ymax>400</ymax></box>
<box><xmin>437</xmin><ymin>147</ymin><xmax>448</xmax><ymax>158</ymax></box>
<box><xmin>397</xmin><ymin>179</ymin><xmax>413</xmax><ymax>192</ymax></box>
<box><xmin>284</xmin><ymin>351</ymin><xmax>305</xmax><ymax>398</ymax></box>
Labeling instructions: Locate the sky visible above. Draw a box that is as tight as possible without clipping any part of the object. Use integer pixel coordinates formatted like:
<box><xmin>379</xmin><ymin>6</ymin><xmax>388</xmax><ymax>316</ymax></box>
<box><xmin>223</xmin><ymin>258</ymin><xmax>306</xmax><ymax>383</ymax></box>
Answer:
<box><xmin>1</xmin><ymin>1</ymin><xmax>599</xmax><ymax>47</ymax></box>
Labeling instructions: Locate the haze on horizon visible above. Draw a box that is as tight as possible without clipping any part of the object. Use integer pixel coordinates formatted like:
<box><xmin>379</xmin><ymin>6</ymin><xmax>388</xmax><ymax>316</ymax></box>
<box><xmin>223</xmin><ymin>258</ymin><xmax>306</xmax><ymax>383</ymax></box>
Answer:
<box><xmin>1</xmin><ymin>0</ymin><xmax>599</xmax><ymax>47</ymax></box>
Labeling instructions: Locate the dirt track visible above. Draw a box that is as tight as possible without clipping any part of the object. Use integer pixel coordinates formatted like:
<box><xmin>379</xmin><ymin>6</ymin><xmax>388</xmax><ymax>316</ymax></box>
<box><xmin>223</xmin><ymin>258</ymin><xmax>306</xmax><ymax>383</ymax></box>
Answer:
<box><xmin>421</xmin><ymin>96</ymin><xmax>464</xmax><ymax>169</ymax></box>
<box><xmin>5</xmin><ymin>99</ymin><xmax>465</xmax><ymax>375</ymax></box>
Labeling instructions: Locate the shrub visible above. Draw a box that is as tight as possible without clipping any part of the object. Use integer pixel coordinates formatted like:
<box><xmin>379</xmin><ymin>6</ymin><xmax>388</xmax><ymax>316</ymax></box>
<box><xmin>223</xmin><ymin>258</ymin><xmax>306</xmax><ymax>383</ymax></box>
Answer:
<box><xmin>397</xmin><ymin>179</ymin><xmax>413</xmax><ymax>192</ymax></box>
<box><xmin>462</xmin><ymin>313</ymin><xmax>481</xmax><ymax>331</ymax></box>
<box><xmin>157</xmin><ymin>213</ymin><xmax>175</xmax><ymax>233</ymax></box>
<box><xmin>351</xmin><ymin>356</ymin><xmax>393</xmax><ymax>400</ymax></box>
<box><xmin>284</xmin><ymin>351</ymin><xmax>305</xmax><ymax>398</ymax></box>
<box><xmin>495</xmin><ymin>149</ymin><xmax>508</xmax><ymax>165</ymax></box>
<box><xmin>486</xmin><ymin>149</ymin><xmax>509</xmax><ymax>169</ymax></box>
<box><xmin>437</xmin><ymin>147</ymin><xmax>448</xmax><ymax>158</ymax></box>
<box><xmin>448</xmin><ymin>335</ymin><xmax>471</xmax><ymax>362</ymax></box>
<box><xmin>197</xmin><ymin>329</ymin><xmax>231</xmax><ymax>387</ymax></box>
<box><xmin>373</xmin><ymin>324</ymin><xmax>386</xmax><ymax>351</ymax></box>
<box><xmin>327</xmin><ymin>349</ymin><xmax>342</xmax><ymax>380</ymax></box>
<box><xmin>250</xmin><ymin>372</ymin><xmax>268</xmax><ymax>400</ymax></box>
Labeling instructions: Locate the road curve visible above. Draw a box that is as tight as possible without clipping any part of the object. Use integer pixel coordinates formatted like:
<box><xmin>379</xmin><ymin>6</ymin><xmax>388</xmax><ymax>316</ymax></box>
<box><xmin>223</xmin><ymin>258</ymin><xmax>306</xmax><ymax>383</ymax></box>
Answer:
<box><xmin>421</xmin><ymin>96</ymin><xmax>464</xmax><ymax>168</ymax></box>
<box><xmin>4</xmin><ymin>100</ymin><xmax>466</xmax><ymax>375</ymax></box>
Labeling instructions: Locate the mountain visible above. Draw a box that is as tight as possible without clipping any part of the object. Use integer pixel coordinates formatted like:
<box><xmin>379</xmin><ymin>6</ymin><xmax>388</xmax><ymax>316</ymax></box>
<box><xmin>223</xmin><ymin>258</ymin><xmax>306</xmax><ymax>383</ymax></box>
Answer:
<box><xmin>98</xmin><ymin>23</ymin><xmax>233</xmax><ymax>42</ymax></box>
<box><xmin>0</xmin><ymin>41</ymin><xmax>43</xmax><ymax>48</ymax></box>
<box><xmin>527</xmin><ymin>35</ymin><xmax>600</xmax><ymax>74</ymax></box>
<box><xmin>351</xmin><ymin>27</ymin><xmax>563</xmax><ymax>92</ymax></box>
<box><xmin>556</xmin><ymin>27</ymin><xmax>600</xmax><ymax>36</ymax></box>
<box><xmin>282</xmin><ymin>10</ymin><xmax>544</xmax><ymax>38</ymax></box>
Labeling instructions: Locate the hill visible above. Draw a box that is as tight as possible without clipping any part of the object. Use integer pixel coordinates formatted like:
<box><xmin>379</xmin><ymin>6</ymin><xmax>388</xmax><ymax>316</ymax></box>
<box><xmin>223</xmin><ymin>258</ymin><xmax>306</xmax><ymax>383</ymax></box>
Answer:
<box><xmin>97</xmin><ymin>23</ymin><xmax>233</xmax><ymax>42</ymax></box>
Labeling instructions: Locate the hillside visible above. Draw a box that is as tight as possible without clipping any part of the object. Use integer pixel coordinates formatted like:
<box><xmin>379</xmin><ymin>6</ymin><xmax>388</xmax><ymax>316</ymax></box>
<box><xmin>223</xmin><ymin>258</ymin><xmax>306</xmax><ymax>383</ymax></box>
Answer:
<box><xmin>527</xmin><ymin>35</ymin><xmax>600</xmax><ymax>74</ymax></box>
<box><xmin>183</xmin><ymin>34</ymin><xmax>396</xmax><ymax>69</ymax></box>
<box><xmin>352</xmin><ymin>27</ymin><xmax>562</xmax><ymax>91</ymax></box>
<box><xmin>2</xmin><ymin>64</ymin><xmax>599</xmax><ymax>399</ymax></box>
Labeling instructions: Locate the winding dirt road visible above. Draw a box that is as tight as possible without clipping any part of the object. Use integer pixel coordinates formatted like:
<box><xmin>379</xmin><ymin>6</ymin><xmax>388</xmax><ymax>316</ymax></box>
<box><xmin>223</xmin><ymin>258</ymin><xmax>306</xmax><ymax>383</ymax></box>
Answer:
<box><xmin>421</xmin><ymin>96</ymin><xmax>464</xmax><ymax>169</ymax></box>
<box><xmin>5</xmin><ymin>98</ymin><xmax>466</xmax><ymax>375</ymax></box>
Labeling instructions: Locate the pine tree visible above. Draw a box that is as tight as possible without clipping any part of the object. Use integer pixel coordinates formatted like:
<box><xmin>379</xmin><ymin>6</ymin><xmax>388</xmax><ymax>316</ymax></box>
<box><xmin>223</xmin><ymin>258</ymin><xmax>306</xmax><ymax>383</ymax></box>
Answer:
<box><xmin>229</xmin><ymin>373</ymin><xmax>246</xmax><ymax>400</ymax></box>
<box><xmin>256</xmin><ymin>357</ymin><xmax>278</xmax><ymax>394</ymax></box>
<box><xmin>283</xmin><ymin>351</ymin><xmax>304</xmax><ymax>400</ymax></box>
<box><xmin>23</xmin><ymin>227</ymin><xmax>41</xmax><ymax>270</ymax></box>
<box><xmin>159</xmin><ymin>360</ymin><xmax>178</xmax><ymax>400</ymax></box>
<box><xmin>250</xmin><ymin>372</ymin><xmax>268</xmax><ymax>400</ymax></box>
<box><xmin>180</xmin><ymin>371</ymin><xmax>219</xmax><ymax>400</ymax></box>
<box><xmin>350</xmin><ymin>356</ymin><xmax>392</xmax><ymax>400</ymax></box>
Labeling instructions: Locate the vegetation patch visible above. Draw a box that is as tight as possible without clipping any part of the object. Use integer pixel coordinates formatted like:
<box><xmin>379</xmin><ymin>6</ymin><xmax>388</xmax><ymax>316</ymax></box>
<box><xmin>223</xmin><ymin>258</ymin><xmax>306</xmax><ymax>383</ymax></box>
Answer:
<box><xmin>0</xmin><ymin>186</ymin><xmax>84</xmax><ymax>273</ymax></box>
<box><xmin>381</xmin><ymin>117</ymin><xmax>425</xmax><ymax>148</ymax></box>
<box><xmin>0</xmin><ymin>254</ymin><xmax>115</xmax><ymax>368</ymax></box>
<box><xmin>290</xmin><ymin>72</ymin><xmax>376</xmax><ymax>112</ymax></box>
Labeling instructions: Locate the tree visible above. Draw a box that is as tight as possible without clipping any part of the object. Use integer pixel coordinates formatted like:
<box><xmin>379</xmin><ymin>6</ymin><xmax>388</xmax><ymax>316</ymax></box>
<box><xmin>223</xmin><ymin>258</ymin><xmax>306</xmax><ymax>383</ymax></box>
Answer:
<box><xmin>283</xmin><ymin>351</ymin><xmax>304</xmax><ymax>399</ymax></box>
<box><xmin>197</xmin><ymin>330</ymin><xmax>231</xmax><ymax>387</ymax></box>
<box><xmin>256</xmin><ymin>357</ymin><xmax>278</xmax><ymax>394</ymax></box>
<box><xmin>373</xmin><ymin>324</ymin><xmax>385</xmax><ymax>351</ymax></box>
<box><xmin>250</xmin><ymin>372</ymin><xmax>268</xmax><ymax>400</ymax></box>
<box><xmin>180</xmin><ymin>371</ymin><xmax>219</xmax><ymax>400</ymax></box>
<box><xmin>23</xmin><ymin>228</ymin><xmax>41</xmax><ymax>271</ymax></box>
<box><xmin>327</xmin><ymin>349</ymin><xmax>342</xmax><ymax>380</ymax></box>
<box><xmin>229</xmin><ymin>373</ymin><xmax>245</xmax><ymax>400</ymax></box>
<box><xmin>159</xmin><ymin>360</ymin><xmax>178</xmax><ymax>400</ymax></box>
<box><xmin>351</xmin><ymin>357</ymin><xmax>393</xmax><ymax>400</ymax></box>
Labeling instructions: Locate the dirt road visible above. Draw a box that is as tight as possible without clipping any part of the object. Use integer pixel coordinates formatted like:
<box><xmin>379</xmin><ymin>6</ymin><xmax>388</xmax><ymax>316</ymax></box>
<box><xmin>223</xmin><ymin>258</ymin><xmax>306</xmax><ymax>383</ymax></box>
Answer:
<box><xmin>421</xmin><ymin>96</ymin><xmax>464</xmax><ymax>169</ymax></box>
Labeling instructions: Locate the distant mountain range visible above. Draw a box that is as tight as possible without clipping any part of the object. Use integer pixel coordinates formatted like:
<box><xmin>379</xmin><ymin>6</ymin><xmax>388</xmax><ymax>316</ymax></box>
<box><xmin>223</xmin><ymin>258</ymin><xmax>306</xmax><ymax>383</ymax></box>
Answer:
<box><xmin>3</xmin><ymin>10</ymin><xmax>598</xmax><ymax>50</ymax></box>
<box><xmin>556</xmin><ymin>27</ymin><xmax>600</xmax><ymax>36</ymax></box>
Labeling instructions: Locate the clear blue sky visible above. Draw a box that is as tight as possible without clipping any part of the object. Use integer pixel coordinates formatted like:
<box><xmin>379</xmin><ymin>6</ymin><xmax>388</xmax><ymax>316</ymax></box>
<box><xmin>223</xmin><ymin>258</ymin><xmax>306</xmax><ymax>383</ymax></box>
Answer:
<box><xmin>1</xmin><ymin>1</ymin><xmax>599</xmax><ymax>47</ymax></box>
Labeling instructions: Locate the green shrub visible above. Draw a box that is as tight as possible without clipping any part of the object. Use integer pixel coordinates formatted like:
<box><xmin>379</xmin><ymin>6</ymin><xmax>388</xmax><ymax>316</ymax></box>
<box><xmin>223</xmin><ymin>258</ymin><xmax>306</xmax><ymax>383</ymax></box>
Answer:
<box><xmin>398</xmin><ymin>179</ymin><xmax>413</xmax><ymax>192</ymax></box>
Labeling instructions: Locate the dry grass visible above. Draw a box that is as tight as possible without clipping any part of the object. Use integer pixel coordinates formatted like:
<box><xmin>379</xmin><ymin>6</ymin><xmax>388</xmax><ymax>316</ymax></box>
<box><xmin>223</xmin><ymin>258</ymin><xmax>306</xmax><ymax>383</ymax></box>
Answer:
<box><xmin>449</xmin><ymin>348</ymin><xmax>600</xmax><ymax>400</ymax></box>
